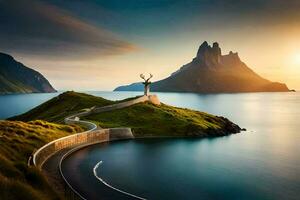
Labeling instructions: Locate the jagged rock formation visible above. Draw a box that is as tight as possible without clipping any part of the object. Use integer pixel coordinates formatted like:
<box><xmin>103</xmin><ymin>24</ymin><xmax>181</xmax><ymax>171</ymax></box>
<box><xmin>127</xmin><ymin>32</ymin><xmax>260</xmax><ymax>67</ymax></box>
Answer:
<box><xmin>0</xmin><ymin>52</ymin><xmax>56</xmax><ymax>94</ymax></box>
<box><xmin>115</xmin><ymin>41</ymin><xmax>290</xmax><ymax>93</ymax></box>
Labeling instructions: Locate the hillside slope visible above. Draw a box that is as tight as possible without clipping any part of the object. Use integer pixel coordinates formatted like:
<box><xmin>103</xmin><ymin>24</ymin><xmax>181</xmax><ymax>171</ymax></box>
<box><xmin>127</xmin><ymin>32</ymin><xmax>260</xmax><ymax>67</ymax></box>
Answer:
<box><xmin>0</xmin><ymin>52</ymin><xmax>56</xmax><ymax>94</ymax></box>
<box><xmin>10</xmin><ymin>91</ymin><xmax>114</xmax><ymax>123</ymax></box>
<box><xmin>12</xmin><ymin>91</ymin><xmax>242</xmax><ymax>137</ymax></box>
<box><xmin>0</xmin><ymin>120</ymin><xmax>83</xmax><ymax>200</ymax></box>
<box><xmin>84</xmin><ymin>102</ymin><xmax>241</xmax><ymax>137</ymax></box>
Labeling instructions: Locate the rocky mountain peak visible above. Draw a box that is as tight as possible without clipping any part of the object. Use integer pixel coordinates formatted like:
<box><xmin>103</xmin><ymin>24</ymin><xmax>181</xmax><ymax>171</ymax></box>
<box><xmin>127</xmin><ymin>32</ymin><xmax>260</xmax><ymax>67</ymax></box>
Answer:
<box><xmin>196</xmin><ymin>41</ymin><xmax>222</xmax><ymax>65</ymax></box>
<box><xmin>228</xmin><ymin>51</ymin><xmax>238</xmax><ymax>57</ymax></box>
<box><xmin>223</xmin><ymin>51</ymin><xmax>240</xmax><ymax>62</ymax></box>
<box><xmin>196</xmin><ymin>41</ymin><xmax>209</xmax><ymax>56</ymax></box>
<box><xmin>115</xmin><ymin>41</ymin><xmax>290</xmax><ymax>93</ymax></box>
<box><xmin>212</xmin><ymin>42</ymin><xmax>219</xmax><ymax>48</ymax></box>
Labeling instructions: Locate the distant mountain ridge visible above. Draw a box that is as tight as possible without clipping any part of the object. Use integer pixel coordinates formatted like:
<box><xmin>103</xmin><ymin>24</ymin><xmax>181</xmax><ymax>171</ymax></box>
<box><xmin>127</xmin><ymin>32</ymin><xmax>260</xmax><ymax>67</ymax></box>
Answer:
<box><xmin>0</xmin><ymin>52</ymin><xmax>56</xmax><ymax>94</ymax></box>
<box><xmin>115</xmin><ymin>41</ymin><xmax>290</xmax><ymax>93</ymax></box>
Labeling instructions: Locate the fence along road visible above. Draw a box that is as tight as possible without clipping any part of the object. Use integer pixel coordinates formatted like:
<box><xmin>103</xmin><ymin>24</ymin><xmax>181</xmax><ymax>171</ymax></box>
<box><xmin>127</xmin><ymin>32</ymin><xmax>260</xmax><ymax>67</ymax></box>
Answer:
<box><xmin>31</xmin><ymin>95</ymin><xmax>160</xmax><ymax>199</ymax></box>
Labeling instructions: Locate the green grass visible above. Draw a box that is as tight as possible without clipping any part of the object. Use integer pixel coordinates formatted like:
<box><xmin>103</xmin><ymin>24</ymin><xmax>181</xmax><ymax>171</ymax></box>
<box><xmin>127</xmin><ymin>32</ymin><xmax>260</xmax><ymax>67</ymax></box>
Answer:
<box><xmin>11</xmin><ymin>91</ymin><xmax>114</xmax><ymax>123</ymax></box>
<box><xmin>0</xmin><ymin>120</ymin><xmax>84</xmax><ymax>200</ymax></box>
<box><xmin>10</xmin><ymin>91</ymin><xmax>143</xmax><ymax>123</ymax></box>
<box><xmin>84</xmin><ymin>102</ymin><xmax>240</xmax><ymax>137</ymax></box>
<box><xmin>12</xmin><ymin>91</ymin><xmax>240</xmax><ymax>137</ymax></box>
<box><xmin>5</xmin><ymin>91</ymin><xmax>241</xmax><ymax>198</ymax></box>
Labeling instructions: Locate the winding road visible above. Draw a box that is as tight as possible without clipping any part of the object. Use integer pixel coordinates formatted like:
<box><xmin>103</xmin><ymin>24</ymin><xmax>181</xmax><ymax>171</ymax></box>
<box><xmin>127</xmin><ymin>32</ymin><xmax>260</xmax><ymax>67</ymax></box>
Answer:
<box><xmin>34</xmin><ymin>95</ymin><xmax>160</xmax><ymax>199</ymax></box>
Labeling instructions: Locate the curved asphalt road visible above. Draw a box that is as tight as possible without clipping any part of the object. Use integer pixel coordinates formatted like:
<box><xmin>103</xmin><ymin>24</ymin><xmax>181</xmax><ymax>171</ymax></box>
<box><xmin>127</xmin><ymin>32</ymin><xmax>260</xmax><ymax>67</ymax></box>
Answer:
<box><xmin>41</xmin><ymin>96</ymin><xmax>158</xmax><ymax>199</ymax></box>
<box><xmin>43</xmin><ymin>144</ymin><xmax>138</xmax><ymax>200</ymax></box>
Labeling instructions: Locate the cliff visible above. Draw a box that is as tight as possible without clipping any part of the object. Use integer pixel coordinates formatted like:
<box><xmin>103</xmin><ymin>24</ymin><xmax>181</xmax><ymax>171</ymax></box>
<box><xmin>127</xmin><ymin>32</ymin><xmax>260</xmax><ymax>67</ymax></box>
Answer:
<box><xmin>0</xmin><ymin>52</ymin><xmax>56</xmax><ymax>94</ymax></box>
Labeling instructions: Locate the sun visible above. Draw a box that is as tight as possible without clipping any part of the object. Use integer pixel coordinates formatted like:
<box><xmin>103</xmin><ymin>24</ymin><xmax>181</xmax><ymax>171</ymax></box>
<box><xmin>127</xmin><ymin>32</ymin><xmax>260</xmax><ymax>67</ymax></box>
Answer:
<box><xmin>292</xmin><ymin>53</ymin><xmax>300</xmax><ymax>66</ymax></box>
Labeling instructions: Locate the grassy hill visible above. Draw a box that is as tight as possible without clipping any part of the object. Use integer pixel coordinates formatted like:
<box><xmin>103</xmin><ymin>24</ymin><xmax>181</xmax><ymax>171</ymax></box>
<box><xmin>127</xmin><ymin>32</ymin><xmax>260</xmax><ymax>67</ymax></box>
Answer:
<box><xmin>11</xmin><ymin>91</ymin><xmax>114</xmax><ymax>123</ymax></box>
<box><xmin>13</xmin><ymin>91</ymin><xmax>241</xmax><ymax>137</ymax></box>
<box><xmin>6</xmin><ymin>91</ymin><xmax>241</xmax><ymax>199</ymax></box>
<box><xmin>84</xmin><ymin>102</ymin><xmax>240</xmax><ymax>137</ymax></box>
<box><xmin>0</xmin><ymin>120</ymin><xmax>83</xmax><ymax>200</ymax></box>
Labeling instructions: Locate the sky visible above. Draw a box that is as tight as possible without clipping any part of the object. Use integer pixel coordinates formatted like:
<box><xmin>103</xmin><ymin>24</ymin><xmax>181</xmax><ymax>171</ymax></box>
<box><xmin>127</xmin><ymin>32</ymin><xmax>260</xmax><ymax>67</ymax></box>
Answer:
<box><xmin>1</xmin><ymin>0</ymin><xmax>300</xmax><ymax>90</ymax></box>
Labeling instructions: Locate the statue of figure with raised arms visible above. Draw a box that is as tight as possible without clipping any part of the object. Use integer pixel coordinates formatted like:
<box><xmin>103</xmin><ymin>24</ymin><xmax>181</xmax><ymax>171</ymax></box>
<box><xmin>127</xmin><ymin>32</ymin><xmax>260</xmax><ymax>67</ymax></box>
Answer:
<box><xmin>140</xmin><ymin>73</ymin><xmax>153</xmax><ymax>96</ymax></box>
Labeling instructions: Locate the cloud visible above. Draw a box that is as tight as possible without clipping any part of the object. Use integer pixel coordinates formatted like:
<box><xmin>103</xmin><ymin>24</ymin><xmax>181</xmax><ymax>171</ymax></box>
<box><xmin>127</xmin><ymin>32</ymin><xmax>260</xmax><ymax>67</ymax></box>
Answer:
<box><xmin>0</xmin><ymin>0</ymin><xmax>137</xmax><ymax>59</ymax></box>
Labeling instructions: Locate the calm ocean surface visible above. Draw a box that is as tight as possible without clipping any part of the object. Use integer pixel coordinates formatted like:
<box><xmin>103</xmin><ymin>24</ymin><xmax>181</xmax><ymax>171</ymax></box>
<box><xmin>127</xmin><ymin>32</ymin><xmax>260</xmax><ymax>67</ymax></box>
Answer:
<box><xmin>1</xmin><ymin>91</ymin><xmax>300</xmax><ymax>199</ymax></box>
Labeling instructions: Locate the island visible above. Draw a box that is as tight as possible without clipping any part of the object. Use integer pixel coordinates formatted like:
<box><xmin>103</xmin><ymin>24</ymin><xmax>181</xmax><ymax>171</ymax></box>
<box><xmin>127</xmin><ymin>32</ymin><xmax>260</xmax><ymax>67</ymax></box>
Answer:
<box><xmin>115</xmin><ymin>41</ymin><xmax>291</xmax><ymax>93</ymax></box>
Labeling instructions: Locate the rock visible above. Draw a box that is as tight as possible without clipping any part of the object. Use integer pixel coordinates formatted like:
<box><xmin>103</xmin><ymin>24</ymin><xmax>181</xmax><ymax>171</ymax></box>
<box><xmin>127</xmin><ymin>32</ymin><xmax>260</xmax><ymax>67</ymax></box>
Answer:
<box><xmin>196</xmin><ymin>41</ymin><xmax>209</xmax><ymax>57</ymax></box>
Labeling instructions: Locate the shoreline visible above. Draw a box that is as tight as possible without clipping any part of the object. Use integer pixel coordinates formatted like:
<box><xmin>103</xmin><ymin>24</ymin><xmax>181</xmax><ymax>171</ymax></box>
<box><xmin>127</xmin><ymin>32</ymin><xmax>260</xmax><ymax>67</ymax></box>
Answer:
<box><xmin>31</xmin><ymin>94</ymin><xmax>242</xmax><ymax>199</ymax></box>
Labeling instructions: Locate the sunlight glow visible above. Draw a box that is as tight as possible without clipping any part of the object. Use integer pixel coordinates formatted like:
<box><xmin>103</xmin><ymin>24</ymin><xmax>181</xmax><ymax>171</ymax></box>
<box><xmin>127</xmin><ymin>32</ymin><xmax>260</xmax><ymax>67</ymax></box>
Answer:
<box><xmin>292</xmin><ymin>53</ymin><xmax>300</xmax><ymax>66</ymax></box>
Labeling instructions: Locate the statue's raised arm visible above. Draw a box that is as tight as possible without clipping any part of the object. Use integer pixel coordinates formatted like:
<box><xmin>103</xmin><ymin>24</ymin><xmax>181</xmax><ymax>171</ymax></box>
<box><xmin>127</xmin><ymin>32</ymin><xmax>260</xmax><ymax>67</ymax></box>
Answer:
<box><xmin>140</xmin><ymin>73</ymin><xmax>153</xmax><ymax>96</ymax></box>
<box><xmin>146</xmin><ymin>74</ymin><xmax>153</xmax><ymax>82</ymax></box>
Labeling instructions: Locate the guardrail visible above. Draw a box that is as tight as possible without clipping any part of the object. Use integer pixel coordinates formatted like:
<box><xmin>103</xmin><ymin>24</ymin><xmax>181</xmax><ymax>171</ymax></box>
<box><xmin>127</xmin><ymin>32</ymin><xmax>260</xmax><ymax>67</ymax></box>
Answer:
<box><xmin>57</xmin><ymin>127</ymin><xmax>134</xmax><ymax>200</ymax></box>
<box><xmin>32</xmin><ymin>95</ymin><xmax>154</xmax><ymax>168</ymax></box>
<box><xmin>31</xmin><ymin>94</ymin><xmax>160</xmax><ymax>199</ymax></box>
<box><xmin>32</xmin><ymin>119</ymin><xmax>98</xmax><ymax>168</ymax></box>
<box><xmin>32</xmin><ymin>95</ymin><xmax>160</xmax><ymax>168</ymax></box>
